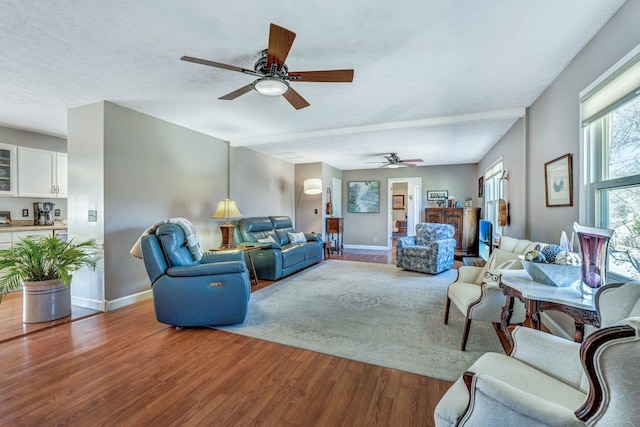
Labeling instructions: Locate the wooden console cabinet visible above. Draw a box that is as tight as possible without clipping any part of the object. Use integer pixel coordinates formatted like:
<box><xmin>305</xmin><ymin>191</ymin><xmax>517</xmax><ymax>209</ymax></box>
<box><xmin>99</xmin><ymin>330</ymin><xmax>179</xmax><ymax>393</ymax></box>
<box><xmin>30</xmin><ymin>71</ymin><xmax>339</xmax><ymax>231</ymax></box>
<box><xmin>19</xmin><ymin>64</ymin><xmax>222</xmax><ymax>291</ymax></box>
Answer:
<box><xmin>424</xmin><ymin>207</ymin><xmax>480</xmax><ymax>256</ymax></box>
<box><xmin>325</xmin><ymin>217</ymin><xmax>344</xmax><ymax>255</ymax></box>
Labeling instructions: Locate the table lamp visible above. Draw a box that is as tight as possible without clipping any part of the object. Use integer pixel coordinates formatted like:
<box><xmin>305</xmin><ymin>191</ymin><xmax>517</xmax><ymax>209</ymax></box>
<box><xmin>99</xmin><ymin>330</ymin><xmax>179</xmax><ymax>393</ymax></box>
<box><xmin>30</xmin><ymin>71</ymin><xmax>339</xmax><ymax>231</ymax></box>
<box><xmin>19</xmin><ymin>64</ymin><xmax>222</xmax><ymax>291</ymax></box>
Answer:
<box><xmin>211</xmin><ymin>198</ymin><xmax>243</xmax><ymax>248</ymax></box>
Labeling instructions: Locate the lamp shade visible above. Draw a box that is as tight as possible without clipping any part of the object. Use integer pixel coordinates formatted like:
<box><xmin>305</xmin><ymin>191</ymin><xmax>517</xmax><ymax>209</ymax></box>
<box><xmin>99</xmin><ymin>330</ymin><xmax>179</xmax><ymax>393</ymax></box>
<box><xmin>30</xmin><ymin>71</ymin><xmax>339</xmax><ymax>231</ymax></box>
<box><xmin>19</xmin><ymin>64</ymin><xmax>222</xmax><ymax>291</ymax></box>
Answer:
<box><xmin>211</xmin><ymin>199</ymin><xmax>243</xmax><ymax>223</ymax></box>
<box><xmin>303</xmin><ymin>178</ymin><xmax>322</xmax><ymax>195</ymax></box>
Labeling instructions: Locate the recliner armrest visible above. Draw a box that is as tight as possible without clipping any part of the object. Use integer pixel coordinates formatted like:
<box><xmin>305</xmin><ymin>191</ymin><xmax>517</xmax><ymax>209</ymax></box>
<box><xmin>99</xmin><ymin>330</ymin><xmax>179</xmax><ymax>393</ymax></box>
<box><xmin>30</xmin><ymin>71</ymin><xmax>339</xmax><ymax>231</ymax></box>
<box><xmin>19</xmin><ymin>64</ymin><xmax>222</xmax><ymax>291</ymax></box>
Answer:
<box><xmin>200</xmin><ymin>250</ymin><xmax>245</xmax><ymax>264</ymax></box>
<box><xmin>304</xmin><ymin>233</ymin><xmax>323</xmax><ymax>242</ymax></box>
<box><xmin>166</xmin><ymin>261</ymin><xmax>246</xmax><ymax>277</ymax></box>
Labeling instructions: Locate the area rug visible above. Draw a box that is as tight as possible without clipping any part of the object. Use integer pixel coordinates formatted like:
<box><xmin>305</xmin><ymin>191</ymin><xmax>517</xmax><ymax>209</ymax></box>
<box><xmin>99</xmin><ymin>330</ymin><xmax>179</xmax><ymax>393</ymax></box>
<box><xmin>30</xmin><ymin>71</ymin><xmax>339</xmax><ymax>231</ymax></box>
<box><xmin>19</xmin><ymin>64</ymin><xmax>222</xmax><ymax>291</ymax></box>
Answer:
<box><xmin>217</xmin><ymin>260</ymin><xmax>503</xmax><ymax>382</ymax></box>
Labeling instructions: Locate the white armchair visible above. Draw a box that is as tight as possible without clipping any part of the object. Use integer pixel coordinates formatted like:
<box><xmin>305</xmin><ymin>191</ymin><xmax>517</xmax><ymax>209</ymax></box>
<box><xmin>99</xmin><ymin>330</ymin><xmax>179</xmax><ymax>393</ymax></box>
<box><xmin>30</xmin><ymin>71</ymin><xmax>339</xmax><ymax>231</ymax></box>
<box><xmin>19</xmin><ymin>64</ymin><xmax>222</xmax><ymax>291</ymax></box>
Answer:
<box><xmin>435</xmin><ymin>281</ymin><xmax>640</xmax><ymax>426</ymax></box>
<box><xmin>445</xmin><ymin>243</ymin><xmax>538</xmax><ymax>350</ymax></box>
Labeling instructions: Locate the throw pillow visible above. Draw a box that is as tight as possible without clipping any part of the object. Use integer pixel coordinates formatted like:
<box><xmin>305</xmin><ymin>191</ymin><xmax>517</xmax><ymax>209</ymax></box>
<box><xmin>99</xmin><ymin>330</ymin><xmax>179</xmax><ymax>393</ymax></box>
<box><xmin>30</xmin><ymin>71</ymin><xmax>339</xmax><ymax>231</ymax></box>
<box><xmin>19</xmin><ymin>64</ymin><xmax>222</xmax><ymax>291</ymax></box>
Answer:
<box><xmin>287</xmin><ymin>231</ymin><xmax>307</xmax><ymax>244</ymax></box>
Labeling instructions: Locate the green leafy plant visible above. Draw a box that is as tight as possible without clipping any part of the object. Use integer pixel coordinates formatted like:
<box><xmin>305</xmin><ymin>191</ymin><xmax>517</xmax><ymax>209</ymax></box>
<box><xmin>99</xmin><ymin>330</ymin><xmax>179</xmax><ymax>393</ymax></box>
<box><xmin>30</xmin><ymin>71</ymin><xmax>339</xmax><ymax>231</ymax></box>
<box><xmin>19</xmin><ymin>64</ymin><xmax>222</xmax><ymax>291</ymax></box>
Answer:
<box><xmin>0</xmin><ymin>235</ymin><xmax>96</xmax><ymax>303</ymax></box>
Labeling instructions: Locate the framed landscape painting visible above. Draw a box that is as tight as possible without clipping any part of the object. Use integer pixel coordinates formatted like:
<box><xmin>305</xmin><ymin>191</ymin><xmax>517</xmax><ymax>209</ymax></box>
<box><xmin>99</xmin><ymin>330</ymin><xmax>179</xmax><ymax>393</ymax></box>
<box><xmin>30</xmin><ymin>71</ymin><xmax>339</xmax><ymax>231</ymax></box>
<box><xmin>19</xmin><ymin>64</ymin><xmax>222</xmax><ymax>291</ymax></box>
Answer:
<box><xmin>348</xmin><ymin>181</ymin><xmax>380</xmax><ymax>213</ymax></box>
<box><xmin>545</xmin><ymin>153</ymin><xmax>573</xmax><ymax>207</ymax></box>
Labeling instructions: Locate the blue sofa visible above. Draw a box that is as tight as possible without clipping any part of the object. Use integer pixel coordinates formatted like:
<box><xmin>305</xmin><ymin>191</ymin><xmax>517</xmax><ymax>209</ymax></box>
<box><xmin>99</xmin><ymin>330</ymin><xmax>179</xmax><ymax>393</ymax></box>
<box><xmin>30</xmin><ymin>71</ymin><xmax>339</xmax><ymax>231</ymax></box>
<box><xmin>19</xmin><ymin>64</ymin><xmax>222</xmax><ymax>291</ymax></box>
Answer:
<box><xmin>236</xmin><ymin>216</ymin><xmax>323</xmax><ymax>280</ymax></box>
<box><xmin>396</xmin><ymin>222</ymin><xmax>456</xmax><ymax>274</ymax></box>
<box><xmin>140</xmin><ymin>223</ymin><xmax>251</xmax><ymax>327</ymax></box>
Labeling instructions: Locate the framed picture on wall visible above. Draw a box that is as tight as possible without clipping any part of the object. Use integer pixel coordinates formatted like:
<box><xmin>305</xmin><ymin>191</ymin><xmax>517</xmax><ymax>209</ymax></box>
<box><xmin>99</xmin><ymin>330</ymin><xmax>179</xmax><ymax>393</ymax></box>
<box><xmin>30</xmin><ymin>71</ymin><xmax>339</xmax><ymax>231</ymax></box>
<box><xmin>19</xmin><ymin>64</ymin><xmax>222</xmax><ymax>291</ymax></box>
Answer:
<box><xmin>545</xmin><ymin>153</ymin><xmax>573</xmax><ymax>207</ymax></box>
<box><xmin>478</xmin><ymin>176</ymin><xmax>484</xmax><ymax>197</ymax></box>
<box><xmin>392</xmin><ymin>195</ymin><xmax>405</xmax><ymax>209</ymax></box>
<box><xmin>348</xmin><ymin>181</ymin><xmax>380</xmax><ymax>213</ymax></box>
<box><xmin>427</xmin><ymin>190</ymin><xmax>448</xmax><ymax>201</ymax></box>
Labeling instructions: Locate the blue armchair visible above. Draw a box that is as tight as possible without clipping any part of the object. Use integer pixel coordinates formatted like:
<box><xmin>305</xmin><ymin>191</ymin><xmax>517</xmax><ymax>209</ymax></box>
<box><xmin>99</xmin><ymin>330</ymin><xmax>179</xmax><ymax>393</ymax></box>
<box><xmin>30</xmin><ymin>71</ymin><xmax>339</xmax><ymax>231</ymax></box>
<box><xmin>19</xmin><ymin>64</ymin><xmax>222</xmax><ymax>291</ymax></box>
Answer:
<box><xmin>396</xmin><ymin>222</ymin><xmax>456</xmax><ymax>274</ymax></box>
<box><xmin>140</xmin><ymin>223</ymin><xmax>250</xmax><ymax>327</ymax></box>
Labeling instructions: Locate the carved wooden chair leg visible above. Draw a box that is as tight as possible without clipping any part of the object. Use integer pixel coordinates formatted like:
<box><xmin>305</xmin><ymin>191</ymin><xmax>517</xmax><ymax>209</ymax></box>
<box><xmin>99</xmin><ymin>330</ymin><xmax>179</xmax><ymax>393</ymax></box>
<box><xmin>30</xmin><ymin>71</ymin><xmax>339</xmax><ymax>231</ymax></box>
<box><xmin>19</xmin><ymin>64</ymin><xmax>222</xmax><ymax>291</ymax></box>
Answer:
<box><xmin>444</xmin><ymin>296</ymin><xmax>451</xmax><ymax>324</ymax></box>
<box><xmin>461</xmin><ymin>318</ymin><xmax>472</xmax><ymax>351</ymax></box>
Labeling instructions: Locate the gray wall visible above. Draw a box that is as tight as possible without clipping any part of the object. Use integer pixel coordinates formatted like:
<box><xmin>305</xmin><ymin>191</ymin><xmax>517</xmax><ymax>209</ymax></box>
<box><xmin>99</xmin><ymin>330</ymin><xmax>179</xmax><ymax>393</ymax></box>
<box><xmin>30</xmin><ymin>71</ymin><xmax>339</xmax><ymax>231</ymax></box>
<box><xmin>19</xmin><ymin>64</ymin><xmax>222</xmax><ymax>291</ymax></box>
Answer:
<box><xmin>0</xmin><ymin>124</ymin><xmax>68</xmax><ymax>221</ymax></box>
<box><xmin>478</xmin><ymin>117</ymin><xmax>527</xmax><ymax>238</ymax></box>
<box><xmin>342</xmin><ymin>164</ymin><xmax>477</xmax><ymax>247</ymax></box>
<box><xmin>525</xmin><ymin>0</ymin><xmax>640</xmax><ymax>244</ymax></box>
<box><xmin>67</xmin><ymin>101</ymin><xmax>294</xmax><ymax>307</ymax></box>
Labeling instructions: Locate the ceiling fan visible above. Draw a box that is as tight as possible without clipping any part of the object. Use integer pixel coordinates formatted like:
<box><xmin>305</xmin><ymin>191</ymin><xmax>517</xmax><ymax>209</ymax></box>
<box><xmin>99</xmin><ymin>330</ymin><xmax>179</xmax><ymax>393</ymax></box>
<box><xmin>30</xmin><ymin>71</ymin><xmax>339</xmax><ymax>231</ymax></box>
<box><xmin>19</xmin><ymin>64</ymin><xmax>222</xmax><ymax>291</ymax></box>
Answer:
<box><xmin>180</xmin><ymin>23</ymin><xmax>354</xmax><ymax>110</ymax></box>
<box><xmin>366</xmin><ymin>153</ymin><xmax>424</xmax><ymax>168</ymax></box>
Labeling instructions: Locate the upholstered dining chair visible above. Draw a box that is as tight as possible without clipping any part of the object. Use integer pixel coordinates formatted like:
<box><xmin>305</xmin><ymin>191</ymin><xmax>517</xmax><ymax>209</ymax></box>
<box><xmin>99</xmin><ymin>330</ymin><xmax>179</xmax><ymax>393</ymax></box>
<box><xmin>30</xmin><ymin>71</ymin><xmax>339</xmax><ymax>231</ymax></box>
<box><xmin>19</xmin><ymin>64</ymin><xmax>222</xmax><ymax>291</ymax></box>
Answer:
<box><xmin>445</xmin><ymin>248</ymin><xmax>527</xmax><ymax>350</ymax></box>
<box><xmin>396</xmin><ymin>222</ymin><xmax>456</xmax><ymax>274</ymax></box>
<box><xmin>435</xmin><ymin>281</ymin><xmax>640</xmax><ymax>426</ymax></box>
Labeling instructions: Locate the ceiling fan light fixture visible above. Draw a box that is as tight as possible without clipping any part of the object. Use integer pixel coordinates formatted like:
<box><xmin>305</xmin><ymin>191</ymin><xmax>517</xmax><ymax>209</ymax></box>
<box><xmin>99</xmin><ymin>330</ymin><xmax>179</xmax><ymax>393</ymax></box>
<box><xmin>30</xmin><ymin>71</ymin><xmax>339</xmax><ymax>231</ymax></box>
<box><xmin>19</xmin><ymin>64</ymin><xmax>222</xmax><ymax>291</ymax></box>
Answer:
<box><xmin>387</xmin><ymin>164</ymin><xmax>401</xmax><ymax>169</ymax></box>
<box><xmin>253</xmin><ymin>77</ymin><xmax>289</xmax><ymax>96</ymax></box>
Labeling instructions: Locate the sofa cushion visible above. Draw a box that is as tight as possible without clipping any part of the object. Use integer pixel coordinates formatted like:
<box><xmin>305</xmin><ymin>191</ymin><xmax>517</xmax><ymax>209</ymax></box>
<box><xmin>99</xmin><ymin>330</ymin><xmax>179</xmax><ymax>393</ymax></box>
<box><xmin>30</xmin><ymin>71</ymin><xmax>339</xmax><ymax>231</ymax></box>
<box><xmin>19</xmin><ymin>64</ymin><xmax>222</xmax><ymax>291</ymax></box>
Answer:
<box><xmin>281</xmin><ymin>245</ymin><xmax>305</xmax><ymax>268</ymax></box>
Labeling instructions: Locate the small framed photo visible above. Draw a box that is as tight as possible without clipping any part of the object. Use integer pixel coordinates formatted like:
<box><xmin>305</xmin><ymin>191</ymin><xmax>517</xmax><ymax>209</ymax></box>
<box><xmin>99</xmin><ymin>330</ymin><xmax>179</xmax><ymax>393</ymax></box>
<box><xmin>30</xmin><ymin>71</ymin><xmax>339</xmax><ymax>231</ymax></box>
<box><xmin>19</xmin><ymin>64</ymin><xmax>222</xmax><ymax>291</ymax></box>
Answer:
<box><xmin>545</xmin><ymin>153</ymin><xmax>573</xmax><ymax>207</ymax></box>
<box><xmin>427</xmin><ymin>190</ymin><xmax>448</xmax><ymax>201</ymax></box>
<box><xmin>392</xmin><ymin>195</ymin><xmax>405</xmax><ymax>210</ymax></box>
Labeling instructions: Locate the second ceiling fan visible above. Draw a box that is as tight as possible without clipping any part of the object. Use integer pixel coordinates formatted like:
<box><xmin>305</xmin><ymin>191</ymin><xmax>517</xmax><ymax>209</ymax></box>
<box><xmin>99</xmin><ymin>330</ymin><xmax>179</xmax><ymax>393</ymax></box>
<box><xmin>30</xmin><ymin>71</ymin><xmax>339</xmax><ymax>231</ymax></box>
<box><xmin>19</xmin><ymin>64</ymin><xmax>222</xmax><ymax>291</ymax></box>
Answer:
<box><xmin>367</xmin><ymin>153</ymin><xmax>424</xmax><ymax>168</ymax></box>
<box><xmin>181</xmin><ymin>23</ymin><xmax>354</xmax><ymax>110</ymax></box>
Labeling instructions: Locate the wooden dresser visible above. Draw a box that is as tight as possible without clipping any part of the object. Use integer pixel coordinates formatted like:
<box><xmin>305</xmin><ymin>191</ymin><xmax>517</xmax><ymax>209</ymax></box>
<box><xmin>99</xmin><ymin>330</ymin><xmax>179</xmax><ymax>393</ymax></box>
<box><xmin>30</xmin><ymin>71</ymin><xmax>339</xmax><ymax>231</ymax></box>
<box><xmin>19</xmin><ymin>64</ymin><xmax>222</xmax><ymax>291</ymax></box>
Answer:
<box><xmin>424</xmin><ymin>207</ymin><xmax>480</xmax><ymax>256</ymax></box>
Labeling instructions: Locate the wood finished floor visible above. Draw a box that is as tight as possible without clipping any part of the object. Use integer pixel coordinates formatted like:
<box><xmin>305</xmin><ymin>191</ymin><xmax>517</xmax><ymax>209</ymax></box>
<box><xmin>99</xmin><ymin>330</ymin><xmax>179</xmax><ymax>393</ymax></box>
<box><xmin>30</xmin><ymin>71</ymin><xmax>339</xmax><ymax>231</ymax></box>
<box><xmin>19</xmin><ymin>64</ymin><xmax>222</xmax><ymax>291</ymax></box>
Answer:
<box><xmin>0</xmin><ymin>246</ymin><xmax>495</xmax><ymax>426</ymax></box>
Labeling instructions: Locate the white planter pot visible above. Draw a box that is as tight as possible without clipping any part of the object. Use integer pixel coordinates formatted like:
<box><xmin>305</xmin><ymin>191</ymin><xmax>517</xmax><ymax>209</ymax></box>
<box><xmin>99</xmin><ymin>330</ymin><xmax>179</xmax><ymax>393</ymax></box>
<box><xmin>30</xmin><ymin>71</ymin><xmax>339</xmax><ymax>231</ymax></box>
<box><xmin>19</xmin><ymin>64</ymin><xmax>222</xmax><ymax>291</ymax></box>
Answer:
<box><xmin>22</xmin><ymin>279</ymin><xmax>71</xmax><ymax>323</ymax></box>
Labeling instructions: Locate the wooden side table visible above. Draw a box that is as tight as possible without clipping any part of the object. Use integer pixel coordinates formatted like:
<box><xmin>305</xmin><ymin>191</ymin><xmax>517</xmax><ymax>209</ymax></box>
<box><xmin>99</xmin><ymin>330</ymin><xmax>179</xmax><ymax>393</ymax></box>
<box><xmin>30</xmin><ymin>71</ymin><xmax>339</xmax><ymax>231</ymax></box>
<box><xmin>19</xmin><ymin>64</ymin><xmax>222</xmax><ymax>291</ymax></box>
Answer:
<box><xmin>210</xmin><ymin>245</ymin><xmax>260</xmax><ymax>287</ymax></box>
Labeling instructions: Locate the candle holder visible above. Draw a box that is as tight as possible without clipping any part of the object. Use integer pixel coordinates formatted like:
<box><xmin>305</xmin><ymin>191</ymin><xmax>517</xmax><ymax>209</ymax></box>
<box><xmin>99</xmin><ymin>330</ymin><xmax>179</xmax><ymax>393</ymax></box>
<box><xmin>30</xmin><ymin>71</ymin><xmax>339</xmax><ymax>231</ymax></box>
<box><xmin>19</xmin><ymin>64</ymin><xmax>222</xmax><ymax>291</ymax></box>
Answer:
<box><xmin>573</xmin><ymin>223</ymin><xmax>614</xmax><ymax>300</ymax></box>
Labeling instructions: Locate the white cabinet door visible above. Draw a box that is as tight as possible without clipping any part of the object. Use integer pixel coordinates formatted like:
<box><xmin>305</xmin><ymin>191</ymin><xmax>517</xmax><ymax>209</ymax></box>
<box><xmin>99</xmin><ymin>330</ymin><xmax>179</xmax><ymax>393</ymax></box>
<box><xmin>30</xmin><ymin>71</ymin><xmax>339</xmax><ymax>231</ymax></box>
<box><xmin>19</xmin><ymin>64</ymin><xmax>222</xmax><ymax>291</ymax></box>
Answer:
<box><xmin>0</xmin><ymin>143</ymin><xmax>17</xmax><ymax>197</ymax></box>
<box><xmin>18</xmin><ymin>147</ymin><xmax>56</xmax><ymax>197</ymax></box>
<box><xmin>56</xmin><ymin>153</ymin><xmax>68</xmax><ymax>198</ymax></box>
<box><xmin>17</xmin><ymin>147</ymin><xmax>67</xmax><ymax>198</ymax></box>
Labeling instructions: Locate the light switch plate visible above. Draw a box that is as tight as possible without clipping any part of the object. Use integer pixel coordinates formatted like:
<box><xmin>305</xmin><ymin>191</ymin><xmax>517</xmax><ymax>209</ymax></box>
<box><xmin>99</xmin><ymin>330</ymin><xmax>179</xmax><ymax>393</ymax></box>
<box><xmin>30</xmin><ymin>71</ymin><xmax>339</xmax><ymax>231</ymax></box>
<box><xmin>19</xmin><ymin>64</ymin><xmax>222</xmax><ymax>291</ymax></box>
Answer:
<box><xmin>22</xmin><ymin>209</ymin><xmax>29</xmax><ymax>217</ymax></box>
<box><xmin>88</xmin><ymin>210</ymin><xmax>97</xmax><ymax>222</ymax></box>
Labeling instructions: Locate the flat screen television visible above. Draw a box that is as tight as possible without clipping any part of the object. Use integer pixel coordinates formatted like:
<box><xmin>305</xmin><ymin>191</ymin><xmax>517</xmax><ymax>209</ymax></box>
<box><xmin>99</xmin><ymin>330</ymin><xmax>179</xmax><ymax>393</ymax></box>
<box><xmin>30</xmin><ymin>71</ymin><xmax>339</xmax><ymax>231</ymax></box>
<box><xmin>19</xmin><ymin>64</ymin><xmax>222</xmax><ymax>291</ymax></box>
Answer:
<box><xmin>478</xmin><ymin>220</ymin><xmax>493</xmax><ymax>262</ymax></box>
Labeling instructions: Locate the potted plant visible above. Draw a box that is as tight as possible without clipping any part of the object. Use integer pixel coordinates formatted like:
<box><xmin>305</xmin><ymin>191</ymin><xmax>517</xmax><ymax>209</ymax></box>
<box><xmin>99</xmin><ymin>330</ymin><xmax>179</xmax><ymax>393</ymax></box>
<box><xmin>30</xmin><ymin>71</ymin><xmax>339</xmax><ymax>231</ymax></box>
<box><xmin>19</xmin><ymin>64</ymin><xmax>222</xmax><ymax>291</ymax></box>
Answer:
<box><xmin>0</xmin><ymin>234</ymin><xmax>96</xmax><ymax>323</ymax></box>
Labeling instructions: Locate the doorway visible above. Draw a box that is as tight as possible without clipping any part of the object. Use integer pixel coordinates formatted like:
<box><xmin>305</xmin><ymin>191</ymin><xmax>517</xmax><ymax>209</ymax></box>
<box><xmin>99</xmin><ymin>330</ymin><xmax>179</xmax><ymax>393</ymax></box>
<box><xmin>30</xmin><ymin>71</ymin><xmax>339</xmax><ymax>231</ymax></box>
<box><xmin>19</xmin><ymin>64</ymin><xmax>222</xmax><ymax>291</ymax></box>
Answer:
<box><xmin>388</xmin><ymin>177</ymin><xmax>422</xmax><ymax>245</ymax></box>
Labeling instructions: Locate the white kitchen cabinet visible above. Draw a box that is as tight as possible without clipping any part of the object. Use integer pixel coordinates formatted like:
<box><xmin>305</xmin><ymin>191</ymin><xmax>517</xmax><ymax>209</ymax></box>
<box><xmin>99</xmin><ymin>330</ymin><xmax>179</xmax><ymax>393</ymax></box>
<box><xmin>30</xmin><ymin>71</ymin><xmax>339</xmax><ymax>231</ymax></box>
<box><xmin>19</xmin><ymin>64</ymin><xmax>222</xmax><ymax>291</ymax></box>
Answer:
<box><xmin>17</xmin><ymin>147</ymin><xmax>67</xmax><ymax>198</ymax></box>
<box><xmin>0</xmin><ymin>143</ymin><xmax>17</xmax><ymax>197</ymax></box>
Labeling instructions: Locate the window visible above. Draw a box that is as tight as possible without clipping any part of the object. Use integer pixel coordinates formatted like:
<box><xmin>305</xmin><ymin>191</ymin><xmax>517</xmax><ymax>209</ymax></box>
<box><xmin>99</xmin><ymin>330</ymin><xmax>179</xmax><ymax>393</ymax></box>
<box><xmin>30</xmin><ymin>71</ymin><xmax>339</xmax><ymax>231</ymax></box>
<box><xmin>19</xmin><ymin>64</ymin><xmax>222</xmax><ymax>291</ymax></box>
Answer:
<box><xmin>582</xmin><ymin>46</ymin><xmax>640</xmax><ymax>282</ymax></box>
<box><xmin>484</xmin><ymin>158</ymin><xmax>504</xmax><ymax>240</ymax></box>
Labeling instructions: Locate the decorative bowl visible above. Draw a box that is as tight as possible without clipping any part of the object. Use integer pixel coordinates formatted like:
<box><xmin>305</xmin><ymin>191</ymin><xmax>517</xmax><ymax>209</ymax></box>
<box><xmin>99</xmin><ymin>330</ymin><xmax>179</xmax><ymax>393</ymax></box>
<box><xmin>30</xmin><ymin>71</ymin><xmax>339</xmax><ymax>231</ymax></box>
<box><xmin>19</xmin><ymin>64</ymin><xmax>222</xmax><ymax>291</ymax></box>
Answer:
<box><xmin>521</xmin><ymin>260</ymin><xmax>581</xmax><ymax>287</ymax></box>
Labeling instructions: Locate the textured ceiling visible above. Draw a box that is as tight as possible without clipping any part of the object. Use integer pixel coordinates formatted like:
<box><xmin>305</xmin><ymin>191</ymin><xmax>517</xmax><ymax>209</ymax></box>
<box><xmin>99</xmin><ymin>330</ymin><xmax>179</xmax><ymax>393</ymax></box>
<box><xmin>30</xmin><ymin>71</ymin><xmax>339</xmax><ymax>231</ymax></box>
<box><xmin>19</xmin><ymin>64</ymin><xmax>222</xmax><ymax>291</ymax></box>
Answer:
<box><xmin>0</xmin><ymin>1</ymin><xmax>627</xmax><ymax>170</ymax></box>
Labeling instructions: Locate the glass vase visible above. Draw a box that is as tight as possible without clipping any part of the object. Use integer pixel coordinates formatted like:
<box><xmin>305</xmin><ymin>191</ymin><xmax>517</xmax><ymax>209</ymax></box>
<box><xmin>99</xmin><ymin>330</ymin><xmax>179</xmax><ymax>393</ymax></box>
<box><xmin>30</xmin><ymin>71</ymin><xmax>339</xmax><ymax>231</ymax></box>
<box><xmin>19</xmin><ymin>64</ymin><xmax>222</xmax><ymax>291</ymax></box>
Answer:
<box><xmin>573</xmin><ymin>223</ymin><xmax>614</xmax><ymax>300</ymax></box>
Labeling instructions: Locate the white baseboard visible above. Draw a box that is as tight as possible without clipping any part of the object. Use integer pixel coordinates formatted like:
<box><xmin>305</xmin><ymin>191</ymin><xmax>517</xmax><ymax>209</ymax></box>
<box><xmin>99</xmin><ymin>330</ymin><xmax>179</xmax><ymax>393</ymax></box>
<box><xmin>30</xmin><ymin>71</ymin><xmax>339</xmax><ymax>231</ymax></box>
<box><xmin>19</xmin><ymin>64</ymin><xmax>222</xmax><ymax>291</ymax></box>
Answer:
<box><xmin>72</xmin><ymin>290</ymin><xmax>153</xmax><ymax>312</ymax></box>
<box><xmin>106</xmin><ymin>290</ymin><xmax>153</xmax><ymax>312</ymax></box>
<box><xmin>72</xmin><ymin>296</ymin><xmax>108</xmax><ymax>312</ymax></box>
<box><xmin>343</xmin><ymin>244</ymin><xmax>390</xmax><ymax>251</ymax></box>
<box><xmin>540</xmin><ymin>312</ymin><xmax>573</xmax><ymax>340</ymax></box>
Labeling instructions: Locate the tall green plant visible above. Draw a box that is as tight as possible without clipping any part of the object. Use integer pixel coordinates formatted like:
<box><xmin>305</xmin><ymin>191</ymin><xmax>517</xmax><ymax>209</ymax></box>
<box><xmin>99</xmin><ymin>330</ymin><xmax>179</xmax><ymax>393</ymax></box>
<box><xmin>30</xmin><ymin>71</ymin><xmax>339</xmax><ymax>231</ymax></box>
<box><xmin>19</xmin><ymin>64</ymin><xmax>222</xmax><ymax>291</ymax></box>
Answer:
<box><xmin>0</xmin><ymin>235</ymin><xmax>96</xmax><ymax>303</ymax></box>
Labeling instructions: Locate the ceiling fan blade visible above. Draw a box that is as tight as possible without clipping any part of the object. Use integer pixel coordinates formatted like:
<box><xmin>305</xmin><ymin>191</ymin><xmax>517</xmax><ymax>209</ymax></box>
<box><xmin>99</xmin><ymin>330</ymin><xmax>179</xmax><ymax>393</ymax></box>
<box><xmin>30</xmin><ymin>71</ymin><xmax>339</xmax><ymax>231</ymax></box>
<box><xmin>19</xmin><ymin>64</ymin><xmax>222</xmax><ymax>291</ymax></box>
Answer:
<box><xmin>218</xmin><ymin>83</ymin><xmax>254</xmax><ymax>100</ymax></box>
<box><xmin>288</xmin><ymin>69</ymin><xmax>354</xmax><ymax>82</ymax></box>
<box><xmin>180</xmin><ymin>56</ymin><xmax>258</xmax><ymax>75</ymax></box>
<box><xmin>283</xmin><ymin>87</ymin><xmax>310</xmax><ymax>110</ymax></box>
<box><xmin>267</xmin><ymin>23</ymin><xmax>296</xmax><ymax>71</ymax></box>
<box><xmin>400</xmin><ymin>158</ymin><xmax>424</xmax><ymax>163</ymax></box>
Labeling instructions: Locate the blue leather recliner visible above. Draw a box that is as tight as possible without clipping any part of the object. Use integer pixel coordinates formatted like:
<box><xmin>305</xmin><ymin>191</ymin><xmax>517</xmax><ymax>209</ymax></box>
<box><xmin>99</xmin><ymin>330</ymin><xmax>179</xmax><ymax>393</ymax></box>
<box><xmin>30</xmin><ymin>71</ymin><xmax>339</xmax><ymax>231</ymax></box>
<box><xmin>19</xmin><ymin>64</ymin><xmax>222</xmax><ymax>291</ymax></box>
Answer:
<box><xmin>396</xmin><ymin>222</ymin><xmax>457</xmax><ymax>274</ymax></box>
<box><xmin>140</xmin><ymin>223</ymin><xmax>250</xmax><ymax>327</ymax></box>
